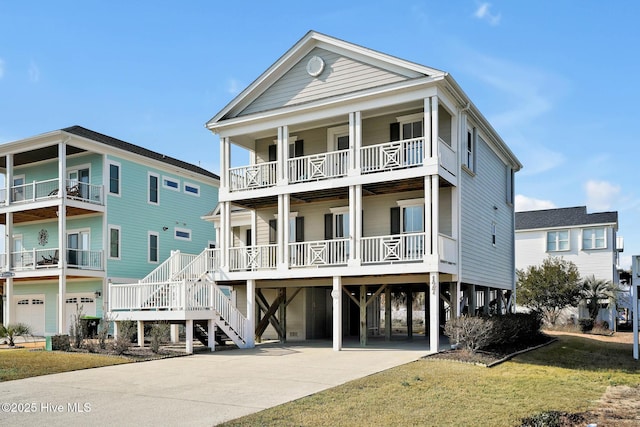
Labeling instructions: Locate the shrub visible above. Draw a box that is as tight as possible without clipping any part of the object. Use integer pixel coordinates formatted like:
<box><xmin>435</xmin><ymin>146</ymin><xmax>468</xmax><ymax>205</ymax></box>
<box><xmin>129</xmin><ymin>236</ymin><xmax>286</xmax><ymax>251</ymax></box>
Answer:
<box><xmin>444</xmin><ymin>313</ymin><xmax>543</xmax><ymax>353</ymax></box>
<box><xmin>51</xmin><ymin>334</ymin><xmax>71</xmax><ymax>351</ymax></box>
<box><xmin>578</xmin><ymin>318</ymin><xmax>594</xmax><ymax>333</ymax></box>
<box><xmin>69</xmin><ymin>304</ymin><xmax>85</xmax><ymax>349</ymax></box>
<box><xmin>97</xmin><ymin>313</ymin><xmax>114</xmax><ymax>350</ymax></box>
<box><xmin>149</xmin><ymin>323</ymin><xmax>170</xmax><ymax>354</ymax></box>
<box><xmin>113</xmin><ymin>320</ymin><xmax>136</xmax><ymax>355</ymax></box>
<box><xmin>444</xmin><ymin>316</ymin><xmax>495</xmax><ymax>353</ymax></box>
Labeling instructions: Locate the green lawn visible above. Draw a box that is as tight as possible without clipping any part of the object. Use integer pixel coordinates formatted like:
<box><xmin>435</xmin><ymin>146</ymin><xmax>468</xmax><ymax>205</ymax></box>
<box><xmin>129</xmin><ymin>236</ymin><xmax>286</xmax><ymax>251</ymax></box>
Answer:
<box><xmin>221</xmin><ymin>335</ymin><xmax>639</xmax><ymax>427</ymax></box>
<box><xmin>0</xmin><ymin>349</ymin><xmax>131</xmax><ymax>381</ymax></box>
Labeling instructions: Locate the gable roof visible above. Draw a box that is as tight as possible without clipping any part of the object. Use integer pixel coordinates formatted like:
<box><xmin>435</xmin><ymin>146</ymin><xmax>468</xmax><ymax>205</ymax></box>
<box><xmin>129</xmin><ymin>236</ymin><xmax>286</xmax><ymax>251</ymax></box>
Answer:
<box><xmin>515</xmin><ymin>206</ymin><xmax>618</xmax><ymax>230</ymax></box>
<box><xmin>207</xmin><ymin>30</ymin><xmax>445</xmax><ymax>125</ymax></box>
<box><xmin>62</xmin><ymin>126</ymin><xmax>219</xmax><ymax>180</ymax></box>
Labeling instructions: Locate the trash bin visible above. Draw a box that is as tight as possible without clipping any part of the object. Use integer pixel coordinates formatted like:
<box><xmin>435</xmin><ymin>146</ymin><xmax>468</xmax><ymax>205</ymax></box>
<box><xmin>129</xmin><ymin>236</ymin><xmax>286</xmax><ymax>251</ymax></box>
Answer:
<box><xmin>81</xmin><ymin>316</ymin><xmax>100</xmax><ymax>338</ymax></box>
<box><xmin>45</xmin><ymin>336</ymin><xmax>52</xmax><ymax>351</ymax></box>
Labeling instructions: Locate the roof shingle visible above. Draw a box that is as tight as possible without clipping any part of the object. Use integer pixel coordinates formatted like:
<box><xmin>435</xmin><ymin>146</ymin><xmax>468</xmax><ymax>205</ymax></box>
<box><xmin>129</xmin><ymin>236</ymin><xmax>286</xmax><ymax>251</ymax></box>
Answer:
<box><xmin>515</xmin><ymin>206</ymin><xmax>618</xmax><ymax>230</ymax></box>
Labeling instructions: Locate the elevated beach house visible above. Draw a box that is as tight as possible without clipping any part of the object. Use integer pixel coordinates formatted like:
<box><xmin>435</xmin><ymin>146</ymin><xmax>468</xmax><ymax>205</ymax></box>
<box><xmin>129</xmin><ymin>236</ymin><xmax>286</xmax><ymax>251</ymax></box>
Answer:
<box><xmin>0</xmin><ymin>126</ymin><xmax>218</xmax><ymax>336</ymax></box>
<box><xmin>107</xmin><ymin>31</ymin><xmax>522</xmax><ymax>353</ymax></box>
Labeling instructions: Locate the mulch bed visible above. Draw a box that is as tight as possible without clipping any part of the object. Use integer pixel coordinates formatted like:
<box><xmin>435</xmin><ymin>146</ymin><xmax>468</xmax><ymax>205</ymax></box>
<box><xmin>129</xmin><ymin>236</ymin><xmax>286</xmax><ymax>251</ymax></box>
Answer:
<box><xmin>426</xmin><ymin>333</ymin><xmax>556</xmax><ymax>367</ymax></box>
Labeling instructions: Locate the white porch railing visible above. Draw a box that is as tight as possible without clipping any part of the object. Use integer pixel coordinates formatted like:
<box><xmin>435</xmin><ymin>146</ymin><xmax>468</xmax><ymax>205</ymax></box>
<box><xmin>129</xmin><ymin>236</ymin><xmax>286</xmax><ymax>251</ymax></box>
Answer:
<box><xmin>172</xmin><ymin>248</ymin><xmax>221</xmax><ymax>281</ymax></box>
<box><xmin>210</xmin><ymin>282</ymin><xmax>249</xmax><ymax>340</ymax></box>
<box><xmin>360</xmin><ymin>137</ymin><xmax>424</xmax><ymax>173</ymax></box>
<box><xmin>229</xmin><ymin>161</ymin><xmax>277</xmax><ymax>192</ymax></box>
<box><xmin>438</xmin><ymin>234</ymin><xmax>458</xmax><ymax>265</ymax></box>
<box><xmin>288</xmin><ymin>149</ymin><xmax>349</xmax><ymax>183</ymax></box>
<box><xmin>8</xmin><ymin>178</ymin><xmax>104</xmax><ymax>205</ymax></box>
<box><xmin>229</xmin><ymin>244</ymin><xmax>277</xmax><ymax>271</ymax></box>
<box><xmin>288</xmin><ymin>238</ymin><xmax>350</xmax><ymax>267</ymax></box>
<box><xmin>110</xmin><ymin>280</ymin><xmax>189</xmax><ymax>311</ymax></box>
<box><xmin>140</xmin><ymin>250</ymin><xmax>197</xmax><ymax>284</ymax></box>
<box><xmin>438</xmin><ymin>138</ymin><xmax>457</xmax><ymax>176</ymax></box>
<box><xmin>361</xmin><ymin>232</ymin><xmax>426</xmax><ymax>264</ymax></box>
<box><xmin>9</xmin><ymin>248</ymin><xmax>103</xmax><ymax>270</ymax></box>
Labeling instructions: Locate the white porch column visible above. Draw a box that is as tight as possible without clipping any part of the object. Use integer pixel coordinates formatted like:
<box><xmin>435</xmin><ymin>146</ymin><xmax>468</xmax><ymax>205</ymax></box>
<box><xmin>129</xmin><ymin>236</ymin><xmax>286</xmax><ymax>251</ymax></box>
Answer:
<box><xmin>220</xmin><ymin>137</ymin><xmax>229</xmax><ymax>189</ymax></box>
<box><xmin>246</xmin><ymin>279</ymin><xmax>255</xmax><ymax>348</ymax></box>
<box><xmin>431</xmin><ymin>175</ymin><xmax>439</xmax><ymax>258</ymax></box>
<box><xmin>221</xmin><ymin>201</ymin><xmax>230</xmax><ymax>269</ymax></box>
<box><xmin>113</xmin><ymin>321</ymin><xmax>119</xmax><ymax>340</ymax></box>
<box><xmin>283</xmin><ymin>193</ymin><xmax>290</xmax><ymax>268</ymax></box>
<box><xmin>250</xmin><ymin>209</ymin><xmax>257</xmax><ymax>246</ymax></box>
<box><xmin>278</xmin><ymin>126</ymin><xmax>288</xmax><ymax>184</ymax></box>
<box><xmin>332</xmin><ymin>276</ymin><xmax>343</xmax><ymax>351</ymax></box>
<box><xmin>354</xmin><ymin>184</ymin><xmax>362</xmax><ymax>263</ymax></box>
<box><xmin>429</xmin><ymin>273</ymin><xmax>440</xmax><ymax>353</ymax></box>
<box><xmin>348</xmin><ymin>186</ymin><xmax>356</xmax><ymax>264</ymax></box>
<box><xmin>430</xmin><ymin>96</ymin><xmax>439</xmax><ymax>158</ymax></box>
<box><xmin>170</xmin><ymin>324</ymin><xmax>180</xmax><ymax>343</ymax></box>
<box><xmin>5</xmin><ymin>153</ymin><xmax>12</xmax><ymax>204</ymax></box>
<box><xmin>208</xmin><ymin>319</ymin><xmax>216</xmax><ymax>352</ymax></box>
<box><xmin>137</xmin><ymin>321</ymin><xmax>144</xmax><ymax>347</ymax></box>
<box><xmin>4</xmin><ymin>210</ymin><xmax>13</xmax><ymax>326</ymax></box>
<box><xmin>57</xmin><ymin>141</ymin><xmax>67</xmax><ymax>334</ymax></box>
<box><xmin>349</xmin><ymin>112</ymin><xmax>362</xmax><ymax>172</ymax></box>
<box><xmin>185</xmin><ymin>319</ymin><xmax>193</xmax><ymax>354</ymax></box>
<box><xmin>423</xmin><ymin>97</ymin><xmax>432</xmax><ymax>161</ymax></box>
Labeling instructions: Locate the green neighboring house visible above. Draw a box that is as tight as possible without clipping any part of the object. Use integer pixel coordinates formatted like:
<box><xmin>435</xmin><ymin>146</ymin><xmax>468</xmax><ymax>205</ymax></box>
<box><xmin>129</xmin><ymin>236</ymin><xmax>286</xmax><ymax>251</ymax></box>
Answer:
<box><xmin>0</xmin><ymin>126</ymin><xmax>219</xmax><ymax>336</ymax></box>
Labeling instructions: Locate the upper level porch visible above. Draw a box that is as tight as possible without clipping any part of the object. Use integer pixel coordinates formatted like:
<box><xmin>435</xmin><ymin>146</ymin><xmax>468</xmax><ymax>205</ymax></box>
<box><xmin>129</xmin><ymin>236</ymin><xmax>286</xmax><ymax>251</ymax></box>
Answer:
<box><xmin>219</xmin><ymin>95</ymin><xmax>459</xmax><ymax>199</ymax></box>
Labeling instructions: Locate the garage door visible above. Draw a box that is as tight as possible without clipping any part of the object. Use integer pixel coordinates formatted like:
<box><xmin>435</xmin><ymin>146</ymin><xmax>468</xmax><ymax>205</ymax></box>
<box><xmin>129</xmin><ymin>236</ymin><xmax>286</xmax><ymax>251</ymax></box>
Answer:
<box><xmin>14</xmin><ymin>296</ymin><xmax>46</xmax><ymax>336</ymax></box>
<box><xmin>65</xmin><ymin>294</ymin><xmax>97</xmax><ymax>335</ymax></box>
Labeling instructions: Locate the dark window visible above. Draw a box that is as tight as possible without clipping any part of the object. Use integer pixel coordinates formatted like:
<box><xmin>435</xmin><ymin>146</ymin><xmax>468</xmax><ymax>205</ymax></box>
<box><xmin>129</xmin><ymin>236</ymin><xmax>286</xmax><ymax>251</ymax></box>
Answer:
<box><xmin>109</xmin><ymin>164</ymin><xmax>120</xmax><ymax>194</ymax></box>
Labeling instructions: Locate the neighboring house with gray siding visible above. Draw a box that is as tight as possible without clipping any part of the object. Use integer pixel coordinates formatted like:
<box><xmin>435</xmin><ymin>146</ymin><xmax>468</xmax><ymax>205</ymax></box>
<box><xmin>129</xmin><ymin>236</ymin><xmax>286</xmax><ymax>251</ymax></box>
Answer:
<box><xmin>0</xmin><ymin>126</ymin><xmax>218</xmax><ymax>336</ymax></box>
<box><xmin>515</xmin><ymin>206</ymin><xmax>624</xmax><ymax>326</ymax></box>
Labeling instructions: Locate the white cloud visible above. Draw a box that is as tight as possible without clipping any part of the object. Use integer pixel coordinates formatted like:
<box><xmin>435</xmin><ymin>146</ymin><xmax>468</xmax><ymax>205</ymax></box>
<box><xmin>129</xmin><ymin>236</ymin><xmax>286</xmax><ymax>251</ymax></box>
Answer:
<box><xmin>585</xmin><ymin>179</ymin><xmax>620</xmax><ymax>211</ymax></box>
<box><xmin>515</xmin><ymin>194</ymin><xmax>556</xmax><ymax>212</ymax></box>
<box><xmin>227</xmin><ymin>78</ymin><xmax>242</xmax><ymax>95</ymax></box>
<box><xmin>28</xmin><ymin>61</ymin><xmax>40</xmax><ymax>83</ymax></box>
<box><xmin>474</xmin><ymin>2</ymin><xmax>501</xmax><ymax>26</ymax></box>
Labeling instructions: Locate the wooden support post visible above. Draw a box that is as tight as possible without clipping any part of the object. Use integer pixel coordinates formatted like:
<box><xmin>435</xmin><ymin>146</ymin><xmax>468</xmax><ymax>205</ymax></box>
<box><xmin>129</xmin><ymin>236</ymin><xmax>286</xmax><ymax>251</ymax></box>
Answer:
<box><xmin>185</xmin><ymin>319</ymin><xmax>193</xmax><ymax>354</ymax></box>
<box><xmin>469</xmin><ymin>284</ymin><xmax>477</xmax><ymax>316</ymax></box>
<box><xmin>137</xmin><ymin>321</ymin><xmax>144</xmax><ymax>347</ymax></box>
<box><xmin>385</xmin><ymin>286</ymin><xmax>391</xmax><ymax>342</ymax></box>
<box><xmin>278</xmin><ymin>288</ymin><xmax>286</xmax><ymax>343</ymax></box>
<box><xmin>496</xmin><ymin>289</ymin><xmax>503</xmax><ymax>314</ymax></box>
<box><xmin>407</xmin><ymin>290</ymin><xmax>413</xmax><ymax>339</ymax></box>
<box><xmin>429</xmin><ymin>273</ymin><xmax>440</xmax><ymax>354</ymax></box>
<box><xmin>208</xmin><ymin>319</ymin><xmax>216</xmax><ymax>352</ymax></box>
<box><xmin>359</xmin><ymin>285</ymin><xmax>367</xmax><ymax>347</ymax></box>
<box><xmin>332</xmin><ymin>276</ymin><xmax>343</xmax><ymax>351</ymax></box>
<box><xmin>484</xmin><ymin>287</ymin><xmax>490</xmax><ymax>315</ymax></box>
<box><xmin>170</xmin><ymin>324</ymin><xmax>180</xmax><ymax>343</ymax></box>
<box><xmin>449</xmin><ymin>283</ymin><xmax>458</xmax><ymax>319</ymax></box>
<box><xmin>255</xmin><ymin>290</ymin><xmax>285</xmax><ymax>338</ymax></box>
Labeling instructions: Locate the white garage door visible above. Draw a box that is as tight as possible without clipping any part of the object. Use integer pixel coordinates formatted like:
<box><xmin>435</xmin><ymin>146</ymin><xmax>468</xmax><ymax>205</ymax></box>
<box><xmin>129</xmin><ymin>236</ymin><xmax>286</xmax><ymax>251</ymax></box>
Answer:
<box><xmin>65</xmin><ymin>294</ymin><xmax>97</xmax><ymax>335</ymax></box>
<box><xmin>14</xmin><ymin>295</ymin><xmax>46</xmax><ymax>336</ymax></box>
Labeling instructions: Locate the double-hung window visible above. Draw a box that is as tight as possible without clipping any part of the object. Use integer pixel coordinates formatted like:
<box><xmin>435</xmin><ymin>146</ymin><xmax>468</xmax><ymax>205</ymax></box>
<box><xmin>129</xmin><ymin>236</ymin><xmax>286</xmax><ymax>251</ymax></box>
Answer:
<box><xmin>392</xmin><ymin>113</ymin><xmax>424</xmax><ymax>166</ymax></box>
<box><xmin>108</xmin><ymin>162</ymin><xmax>120</xmax><ymax>195</ymax></box>
<box><xmin>109</xmin><ymin>225</ymin><xmax>121</xmax><ymax>259</ymax></box>
<box><xmin>547</xmin><ymin>230</ymin><xmax>569</xmax><ymax>252</ymax></box>
<box><xmin>583</xmin><ymin>228</ymin><xmax>606</xmax><ymax>250</ymax></box>
<box><xmin>148</xmin><ymin>232</ymin><xmax>159</xmax><ymax>263</ymax></box>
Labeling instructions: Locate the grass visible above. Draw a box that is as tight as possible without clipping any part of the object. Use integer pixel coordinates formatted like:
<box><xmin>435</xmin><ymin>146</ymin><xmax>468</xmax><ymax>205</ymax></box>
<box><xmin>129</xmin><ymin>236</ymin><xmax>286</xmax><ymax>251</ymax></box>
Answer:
<box><xmin>221</xmin><ymin>335</ymin><xmax>639</xmax><ymax>427</ymax></box>
<box><xmin>0</xmin><ymin>349</ymin><xmax>131</xmax><ymax>381</ymax></box>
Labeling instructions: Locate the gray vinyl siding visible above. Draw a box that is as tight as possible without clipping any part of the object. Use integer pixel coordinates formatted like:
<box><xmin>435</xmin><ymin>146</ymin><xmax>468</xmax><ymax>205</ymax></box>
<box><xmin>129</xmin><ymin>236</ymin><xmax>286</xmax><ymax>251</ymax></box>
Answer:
<box><xmin>240</xmin><ymin>48</ymin><xmax>410</xmax><ymax>116</ymax></box>
<box><xmin>460</xmin><ymin>134</ymin><xmax>515</xmax><ymax>289</ymax></box>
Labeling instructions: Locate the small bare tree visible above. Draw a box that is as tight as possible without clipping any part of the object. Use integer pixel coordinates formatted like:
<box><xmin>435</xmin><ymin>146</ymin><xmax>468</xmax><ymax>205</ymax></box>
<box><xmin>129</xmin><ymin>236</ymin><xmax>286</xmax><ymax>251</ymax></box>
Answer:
<box><xmin>69</xmin><ymin>304</ymin><xmax>85</xmax><ymax>349</ymax></box>
<box><xmin>113</xmin><ymin>320</ymin><xmax>135</xmax><ymax>355</ymax></box>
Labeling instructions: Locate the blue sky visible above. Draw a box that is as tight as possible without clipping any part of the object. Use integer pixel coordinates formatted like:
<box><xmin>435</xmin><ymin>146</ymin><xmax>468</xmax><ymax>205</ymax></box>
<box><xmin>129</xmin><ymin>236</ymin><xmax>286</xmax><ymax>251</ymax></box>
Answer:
<box><xmin>0</xmin><ymin>1</ymin><xmax>637</xmax><ymax>268</ymax></box>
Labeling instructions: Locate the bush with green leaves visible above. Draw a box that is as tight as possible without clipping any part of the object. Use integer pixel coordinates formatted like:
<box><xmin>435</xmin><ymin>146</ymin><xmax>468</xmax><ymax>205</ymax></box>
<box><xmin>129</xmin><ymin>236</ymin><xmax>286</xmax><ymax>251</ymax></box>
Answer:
<box><xmin>0</xmin><ymin>323</ymin><xmax>32</xmax><ymax>347</ymax></box>
<box><xmin>578</xmin><ymin>318</ymin><xmax>594</xmax><ymax>333</ymax></box>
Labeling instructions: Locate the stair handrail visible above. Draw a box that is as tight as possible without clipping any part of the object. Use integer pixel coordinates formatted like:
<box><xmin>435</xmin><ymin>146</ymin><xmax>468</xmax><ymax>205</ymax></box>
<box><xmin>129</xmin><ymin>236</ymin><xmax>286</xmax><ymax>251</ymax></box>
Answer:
<box><xmin>173</xmin><ymin>248</ymin><xmax>221</xmax><ymax>282</ymax></box>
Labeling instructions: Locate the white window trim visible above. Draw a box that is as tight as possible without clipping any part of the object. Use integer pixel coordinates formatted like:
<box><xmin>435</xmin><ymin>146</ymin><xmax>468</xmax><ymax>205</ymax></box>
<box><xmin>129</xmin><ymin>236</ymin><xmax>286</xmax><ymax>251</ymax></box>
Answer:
<box><xmin>462</xmin><ymin>125</ymin><xmax>477</xmax><ymax>175</ymax></box>
<box><xmin>183</xmin><ymin>181</ymin><xmax>200</xmax><ymax>197</ymax></box>
<box><xmin>327</xmin><ymin>125</ymin><xmax>349</xmax><ymax>151</ymax></box>
<box><xmin>396</xmin><ymin>198</ymin><xmax>425</xmax><ymax>208</ymax></box>
<box><xmin>396</xmin><ymin>113</ymin><xmax>423</xmax><ymax>123</ymax></box>
<box><xmin>162</xmin><ymin>176</ymin><xmax>180</xmax><ymax>191</ymax></box>
<box><xmin>148</xmin><ymin>231</ymin><xmax>160</xmax><ymax>264</ymax></box>
<box><xmin>546</xmin><ymin>229</ymin><xmax>570</xmax><ymax>252</ymax></box>
<box><xmin>329</xmin><ymin>206</ymin><xmax>349</xmax><ymax>214</ymax></box>
<box><xmin>491</xmin><ymin>222</ymin><xmax>497</xmax><ymax>247</ymax></box>
<box><xmin>582</xmin><ymin>227</ymin><xmax>607</xmax><ymax>250</ymax></box>
<box><xmin>174</xmin><ymin>227</ymin><xmax>192</xmax><ymax>241</ymax></box>
<box><xmin>107</xmin><ymin>160</ymin><xmax>121</xmax><ymax>197</ymax></box>
<box><xmin>148</xmin><ymin>172</ymin><xmax>160</xmax><ymax>205</ymax></box>
<box><xmin>108</xmin><ymin>225</ymin><xmax>121</xmax><ymax>260</ymax></box>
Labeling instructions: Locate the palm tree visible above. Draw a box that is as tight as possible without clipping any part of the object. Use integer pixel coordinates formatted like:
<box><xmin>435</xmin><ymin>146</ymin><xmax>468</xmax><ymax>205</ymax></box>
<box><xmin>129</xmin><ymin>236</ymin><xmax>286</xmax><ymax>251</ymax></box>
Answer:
<box><xmin>580</xmin><ymin>275</ymin><xmax>619</xmax><ymax>323</ymax></box>
<box><xmin>0</xmin><ymin>323</ymin><xmax>32</xmax><ymax>347</ymax></box>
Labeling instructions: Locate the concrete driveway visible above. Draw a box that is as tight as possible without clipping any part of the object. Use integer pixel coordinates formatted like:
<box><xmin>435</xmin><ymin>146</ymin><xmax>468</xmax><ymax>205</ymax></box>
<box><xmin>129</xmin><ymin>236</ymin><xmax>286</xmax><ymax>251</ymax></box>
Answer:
<box><xmin>0</xmin><ymin>340</ymin><xmax>428</xmax><ymax>426</ymax></box>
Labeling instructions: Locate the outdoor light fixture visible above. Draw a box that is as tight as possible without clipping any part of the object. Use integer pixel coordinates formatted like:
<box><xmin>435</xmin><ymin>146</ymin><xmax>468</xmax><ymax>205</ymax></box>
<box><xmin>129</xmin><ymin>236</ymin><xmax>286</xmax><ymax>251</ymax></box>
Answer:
<box><xmin>94</xmin><ymin>290</ymin><xmax>102</xmax><ymax>298</ymax></box>
<box><xmin>162</xmin><ymin>226</ymin><xmax>169</xmax><ymax>231</ymax></box>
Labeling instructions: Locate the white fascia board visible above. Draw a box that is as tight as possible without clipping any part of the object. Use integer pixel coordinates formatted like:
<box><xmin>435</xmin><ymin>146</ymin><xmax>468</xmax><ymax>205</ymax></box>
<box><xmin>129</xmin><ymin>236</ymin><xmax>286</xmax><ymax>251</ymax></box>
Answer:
<box><xmin>213</xmin><ymin>77</ymin><xmax>441</xmax><ymax>138</ymax></box>
<box><xmin>0</xmin><ymin>130</ymin><xmax>68</xmax><ymax>155</ymax></box>
<box><xmin>442</xmin><ymin>75</ymin><xmax>522</xmax><ymax>171</ymax></box>
<box><xmin>207</xmin><ymin>30</ymin><xmax>445</xmax><ymax>127</ymax></box>
<box><xmin>516</xmin><ymin>222</ymin><xmax>618</xmax><ymax>233</ymax></box>
<box><xmin>66</xmin><ymin>134</ymin><xmax>219</xmax><ymax>187</ymax></box>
